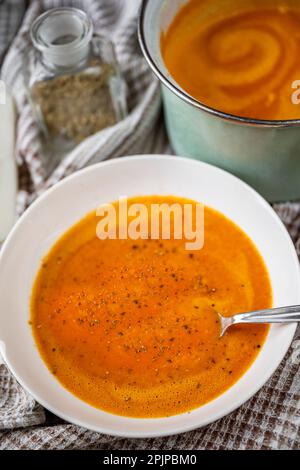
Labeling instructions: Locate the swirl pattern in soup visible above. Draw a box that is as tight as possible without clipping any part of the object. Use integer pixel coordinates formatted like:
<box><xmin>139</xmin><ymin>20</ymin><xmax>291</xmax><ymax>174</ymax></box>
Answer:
<box><xmin>161</xmin><ymin>0</ymin><xmax>300</xmax><ymax>120</ymax></box>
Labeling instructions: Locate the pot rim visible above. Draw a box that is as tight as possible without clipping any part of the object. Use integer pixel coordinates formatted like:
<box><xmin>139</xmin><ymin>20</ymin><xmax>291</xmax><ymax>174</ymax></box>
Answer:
<box><xmin>138</xmin><ymin>0</ymin><xmax>300</xmax><ymax>128</ymax></box>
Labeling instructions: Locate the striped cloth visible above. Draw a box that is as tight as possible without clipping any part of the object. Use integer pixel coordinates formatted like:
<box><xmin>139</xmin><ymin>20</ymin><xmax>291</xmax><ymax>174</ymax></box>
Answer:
<box><xmin>1</xmin><ymin>0</ymin><xmax>300</xmax><ymax>451</ymax></box>
<box><xmin>0</xmin><ymin>1</ymin><xmax>25</xmax><ymax>64</ymax></box>
<box><xmin>1</xmin><ymin>0</ymin><xmax>168</xmax><ymax>214</ymax></box>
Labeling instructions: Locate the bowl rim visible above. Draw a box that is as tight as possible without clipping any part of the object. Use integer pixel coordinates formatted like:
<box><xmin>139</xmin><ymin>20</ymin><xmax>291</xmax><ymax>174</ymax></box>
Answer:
<box><xmin>138</xmin><ymin>0</ymin><xmax>300</xmax><ymax>129</ymax></box>
<box><xmin>0</xmin><ymin>154</ymin><xmax>299</xmax><ymax>438</ymax></box>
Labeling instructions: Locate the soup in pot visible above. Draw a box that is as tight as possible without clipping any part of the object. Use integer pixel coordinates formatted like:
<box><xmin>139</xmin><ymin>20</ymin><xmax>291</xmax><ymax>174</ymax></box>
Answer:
<box><xmin>161</xmin><ymin>0</ymin><xmax>300</xmax><ymax>120</ymax></box>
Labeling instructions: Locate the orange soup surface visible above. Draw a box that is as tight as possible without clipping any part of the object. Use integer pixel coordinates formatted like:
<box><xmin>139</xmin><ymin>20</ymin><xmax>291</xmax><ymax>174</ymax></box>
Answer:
<box><xmin>31</xmin><ymin>196</ymin><xmax>272</xmax><ymax>418</ymax></box>
<box><xmin>161</xmin><ymin>0</ymin><xmax>300</xmax><ymax>120</ymax></box>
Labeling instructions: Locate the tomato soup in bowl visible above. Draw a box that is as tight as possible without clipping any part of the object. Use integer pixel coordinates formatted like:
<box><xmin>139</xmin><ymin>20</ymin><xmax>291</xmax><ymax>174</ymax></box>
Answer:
<box><xmin>0</xmin><ymin>155</ymin><xmax>299</xmax><ymax>437</ymax></box>
<box><xmin>139</xmin><ymin>0</ymin><xmax>300</xmax><ymax>201</ymax></box>
<box><xmin>30</xmin><ymin>196</ymin><xmax>271</xmax><ymax>418</ymax></box>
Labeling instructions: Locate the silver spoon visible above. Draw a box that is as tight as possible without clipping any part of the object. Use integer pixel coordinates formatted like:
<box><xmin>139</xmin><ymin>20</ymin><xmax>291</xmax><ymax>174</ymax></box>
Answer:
<box><xmin>218</xmin><ymin>305</ymin><xmax>300</xmax><ymax>337</ymax></box>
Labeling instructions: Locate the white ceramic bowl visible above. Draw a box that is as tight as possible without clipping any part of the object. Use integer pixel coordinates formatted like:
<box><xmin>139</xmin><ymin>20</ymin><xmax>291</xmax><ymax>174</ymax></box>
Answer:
<box><xmin>0</xmin><ymin>155</ymin><xmax>299</xmax><ymax>438</ymax></box>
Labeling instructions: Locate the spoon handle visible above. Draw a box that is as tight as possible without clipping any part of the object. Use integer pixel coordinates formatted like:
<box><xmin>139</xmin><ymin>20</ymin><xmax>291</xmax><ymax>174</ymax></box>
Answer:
<box><xmin>233</xmin><ymin>305</ymin><xmax>300</xmax><ymax>325</ymax></box>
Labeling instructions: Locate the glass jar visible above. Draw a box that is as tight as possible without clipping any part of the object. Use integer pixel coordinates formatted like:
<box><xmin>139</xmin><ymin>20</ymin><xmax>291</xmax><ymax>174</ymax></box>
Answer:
<box><xmin>25</xmin><ymin>7</ymin><xmax>127</xmax><ymax>166</ymax></box>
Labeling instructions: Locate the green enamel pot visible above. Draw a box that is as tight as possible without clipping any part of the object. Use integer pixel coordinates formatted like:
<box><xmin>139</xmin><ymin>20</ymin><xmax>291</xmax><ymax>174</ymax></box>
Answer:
<box><xmin>138</xmin><ymin>0</ymin><xmax>300</xmax><ymax>202</ymax></box>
